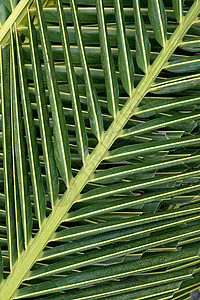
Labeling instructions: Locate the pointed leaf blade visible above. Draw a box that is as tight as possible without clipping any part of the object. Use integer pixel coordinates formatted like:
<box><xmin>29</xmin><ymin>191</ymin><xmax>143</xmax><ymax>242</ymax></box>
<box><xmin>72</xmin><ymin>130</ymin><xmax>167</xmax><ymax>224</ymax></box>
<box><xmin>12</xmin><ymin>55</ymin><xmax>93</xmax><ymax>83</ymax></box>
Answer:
<box><xmin>96</xmin><ymin>0</ymin><xmax>119</xmax><ymax>118</ymax></box>
<box><xmin>114</xmin><ymin>0</ymin><xmax>134</xmax><ymax>95</ymax></box>
<box><xmin>148</xmin><ymin>0</ymin><xmax>167</xmax><ymax>47</ymax></box>
<box><xmin>133</xmin><ymin>0</ymin><xmax>151</xmax><ymax>73</ymax></box>
<box><xmin>172</xmin><ymin>0</ymin><xmax>184</xmax><ymax>23</ymax></box>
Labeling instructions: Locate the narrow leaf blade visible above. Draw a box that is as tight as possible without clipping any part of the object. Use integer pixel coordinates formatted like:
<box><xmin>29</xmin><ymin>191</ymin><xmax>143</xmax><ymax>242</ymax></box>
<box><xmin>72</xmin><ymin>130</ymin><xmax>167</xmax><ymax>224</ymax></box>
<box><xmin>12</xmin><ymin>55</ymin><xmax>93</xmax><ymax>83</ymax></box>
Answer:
<box><xmin>148</xmin><ymin>0</ymin><xmax>167</xmax><ymax>47</ymax></box>
<box><xmin>11</xmin><ymin>29</ymin><xmax>32</xmax><ymax>249</ymax></box>
<box><xmin>15</xmin><ymin>28</ymin><xmax>46</xmax><ymax>228</ymax></box>
<box><xmin>172</xmin><ymin>0</ymin><xmax>184</xmax><ymax>23</ymax></box>
<box><xmin>133</xmin><ymin>0</ymin><xmax>151</xmax><ymax>73</ymax></box>
<box><xmin>114</xmin><ymin>0</ymin><xmax>134</xmax><ymax>95</ymax></box>
<box><xmin>10</xmin><ymin>30</ymin><xmax>25</xmax><ymax>254</ymax></box>
<box><xmin>68</xmin><ymin>0</ymin><xmax>104</xmax><ymax>141</ymax></box>
<box><xmin>27</xmin><ymin>12</ymin><xmax>59</xmax><ymax>207</ymax></box>
<box><xmin>56</xmin><ymin>0</ymin><xmax>89</xmax><ymax>163</ymax></box>
<box><xmin>0</xmin><ymin>44</ymin><xmax>17</xmax><ymax>269</ymax></box>
<box><xmin>96</xmin><ymin>0</ymin><xmax>119</xmax><ymax>118</ymax></box>
<box><xmin>35</xmin><ymin>0</ymin><xmax>72</xmax><ymax>186</ymax></box>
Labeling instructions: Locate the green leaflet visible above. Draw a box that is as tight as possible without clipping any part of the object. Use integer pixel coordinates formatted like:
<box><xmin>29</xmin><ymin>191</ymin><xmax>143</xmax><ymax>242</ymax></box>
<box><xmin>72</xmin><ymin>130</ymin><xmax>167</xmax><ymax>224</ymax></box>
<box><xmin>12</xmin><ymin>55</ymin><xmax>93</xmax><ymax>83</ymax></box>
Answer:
<box><xmin>96</xmin><ymin>0</ymin><xmax>119</xmax><ymax>118</ymax></box>
<box><xmin>32</xmin><ymin>215</ymin><xmax>200</xmax><ymax>268</ymax></box>
<box><xmin>93</xmin><ymin>283</ymin><xmax>183</xmax><ymax>300</ymax></box>
<box><xmin>114</xmin><ymin>0</ymin><xmax>134</xmax><ymax>95</ymax></box>
<box><xmin>151</xmin><ymin>73</ymin><xmax>200</xmax><ymax>94</ymax></box>
<box><xmin>11</xmin><ymin>0</ymin><xmax>18</xmax><ymax>9</ymax></box>
<box><xmin>56</xmin><ymin>0</ymin><xmax>89</xmax><ymax>163</ymax></box>
<box><xmin>133</xmin><ymin>0</ymin><xmax>151</xmax><ymax>73</ymax></box>
<box><xmin>1</xmin><ymin>1</ymin><xmax>200</xmax><ymax>299</ymax></box>
<box><xmin>121</xmin><ymin>112</ymin><xmax>200</xmax><ymax>138</ymax></box>
<box><xmin>53</xmin><ymin>203</ymin><xmax>200</xmax><ymax>242</ymax></box>
<box><xmin>179</xmin><ymin>38</ymin><xmax>200</xmax><ymax>53</ymax></box>
<box><xmin>68</xmin><ymin>184</ymin><xmax>200</xmax><ymax>222</ymax></box>
<box><xmin>43</xmin><ymin>272</ymin><xmax>189</xmax><ymax>300</ymax></box>
<box><xmin>4</xmin><ymin>0</ymin><xmax>12</xmax><ymax>12</ymax></box>
<box><xmin>148</xmin><ymin>0</ymin><xmax>167</xmax><ymax>47</ymax></box>
<box><xmin>107</xmin><ymin>135</ymin><xmax>200</xmax><ymax>162</ymax></box>
<box><xmin>10</xmin><ymin>30</ymin><xmax>30</xmax><ymax>250</ymax></box>
<box><xmin>164</xmin><ymin>55</ymin><xmax>200</xmax><ymax>73</ymax></box>
<box><xmin>172</xmin><ymin>0</ymin><xmax>184</xmax><ymax>23</ymax></box>
<box><xmin>35</xmin><ymin>0</ymin><xmax>72</xmax><ymax>187</ymax></box>
<box><xmin>0</xmin><ymin>1</ymin><xmax>9</xmax><ymax>26</ymax></box>
<box><xmin>80</xmin><ymin>169</ymin><xmax>200</xmax><ymax>202</ymax></box>
<box><xmin>0</xmin><ymin>250</ymin><xmax>2</xmax><ymax>283</ymax></box>
<box><xmin>0</xmin><ymin>44</ymin><xmax>17</xmax><ymax>270</ymax></box>
<box><xmin>42</xmin><ymin>282</ymin><xmax>183</xmax><ymax>300</ymax></box>
<box><xmin>10</xmin><ymin>159</ymin><xmax>24</xmax><ymax>258</ymax></box>
<box><xmin>5</xmin><ymin>0</ymin><xmax>18</xmax><ymax>11</ymax></box>
<box><xmin>15</xmin><ymin>28</ymin><xmax>46</xmax><ymax>228</ymax></box>
<box><xmin>136</xmin><ymin>94</ymin><xmax>200</xmax><ymax>118</ymax></box>
<box><xmin>27</xmin><ymin>12</ymin><xmax>59</xmax><ymax>207</ymax></box>
<box><xmin>15</xmin><ymin>238</ymin><xmax>200</xmax><ymax>297</ymax></box>
<box><xmin>91</xmin><ymin>154</ymin><xmax>200</xmax><ymax>184</ymax></box>
<box><xmin>69</xmin><ymin>0</ymin><xmax>104</xmax><ymax>141</ymax></box>
<box><xmin>26</xmin><ymin>219</ymin><xmax>199</xmax><ymax>278</ymax></box>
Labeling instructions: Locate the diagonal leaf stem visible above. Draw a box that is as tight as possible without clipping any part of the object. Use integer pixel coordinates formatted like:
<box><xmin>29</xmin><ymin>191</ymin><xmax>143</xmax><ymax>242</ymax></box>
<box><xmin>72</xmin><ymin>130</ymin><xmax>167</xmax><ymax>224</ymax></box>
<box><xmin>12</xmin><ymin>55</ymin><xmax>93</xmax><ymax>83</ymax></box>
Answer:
<box><xmin>0</xmin><ymin>1</ymin><xmax>200</xmax><ymax>299</ymax></box>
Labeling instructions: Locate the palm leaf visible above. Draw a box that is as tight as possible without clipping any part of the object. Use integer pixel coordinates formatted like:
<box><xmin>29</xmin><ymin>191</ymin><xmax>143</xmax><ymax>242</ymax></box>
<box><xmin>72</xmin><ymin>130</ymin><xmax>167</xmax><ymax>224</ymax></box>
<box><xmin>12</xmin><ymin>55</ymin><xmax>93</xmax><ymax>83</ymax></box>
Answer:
<box><xmin>0</xmin><ymin>0</ymin><xmax>200</xmax><ymax>299</ymax></box>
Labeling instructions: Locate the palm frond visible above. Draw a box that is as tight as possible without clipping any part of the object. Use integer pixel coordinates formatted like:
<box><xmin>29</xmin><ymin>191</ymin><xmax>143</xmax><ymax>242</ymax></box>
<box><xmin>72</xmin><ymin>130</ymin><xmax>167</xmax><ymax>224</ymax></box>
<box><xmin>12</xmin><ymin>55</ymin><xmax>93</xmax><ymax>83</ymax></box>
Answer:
<box><xmin>0</xmin><ymin>0</ymin><xmax>200</xmax><ymax>299</ymax></box>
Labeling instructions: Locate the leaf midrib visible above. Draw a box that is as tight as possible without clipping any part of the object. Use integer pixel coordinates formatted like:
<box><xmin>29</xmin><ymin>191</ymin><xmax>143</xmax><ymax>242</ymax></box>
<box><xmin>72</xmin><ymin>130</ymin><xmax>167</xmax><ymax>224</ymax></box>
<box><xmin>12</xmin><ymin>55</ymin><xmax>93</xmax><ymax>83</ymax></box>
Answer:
<box><xmin>0</xmin><ymin>1</ymin><xmax>200</xmax><ymax>299</ymax></box>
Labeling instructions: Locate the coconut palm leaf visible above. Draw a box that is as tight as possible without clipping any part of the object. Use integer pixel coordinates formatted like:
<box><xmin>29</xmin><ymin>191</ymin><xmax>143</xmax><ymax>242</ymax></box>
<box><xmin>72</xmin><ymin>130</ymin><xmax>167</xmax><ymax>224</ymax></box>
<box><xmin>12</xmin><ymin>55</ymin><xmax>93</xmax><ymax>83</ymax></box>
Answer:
<box><xmin>0</xmin><ymin>0</ymin><xmax>200</xmax><ymax>299</ymax></box>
